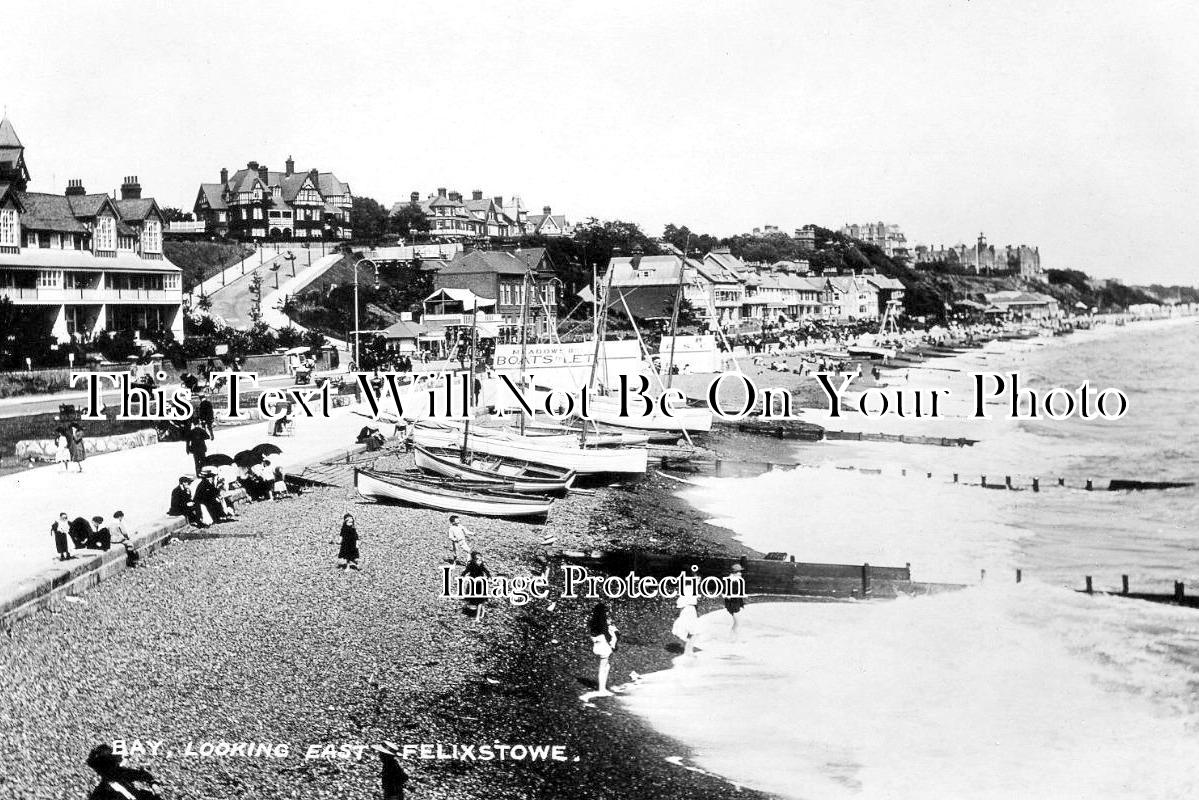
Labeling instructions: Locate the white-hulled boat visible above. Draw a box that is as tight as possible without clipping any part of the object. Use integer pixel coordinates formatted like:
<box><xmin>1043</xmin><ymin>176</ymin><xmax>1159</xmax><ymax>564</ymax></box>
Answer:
<box><xmin>477</xmin><ymin>418</ymin><xmax>650</xmax><ymax>447</ymax></box>
<box><xmin>585</xmin><ymin>395</ymin><xmax>713</xmax><ymax>433</ymax></box>
<box><xmin>414</xmin><ymin>445</ymin><xmax>577</xmax><ymax>493</ymax></box>
<box><xmin>413</xmin><ymin>421</ymin><xmax>648</xmax><ymax>475</ymax></box>
<box><xmin>355</xmin><ymin>468</ymin><xmax>554</xmax><ymax>518</ymax></box>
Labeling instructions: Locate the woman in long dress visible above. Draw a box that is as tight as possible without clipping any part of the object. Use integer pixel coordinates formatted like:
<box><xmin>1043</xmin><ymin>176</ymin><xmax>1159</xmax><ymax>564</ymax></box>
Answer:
<box><xmin>67</xmin><ymin>423</ymin><xmax>86</xmax><ymax>472</ymax></box>
<box><xmin>335</xmin><ymin>514</ymin><xmax>360</xmax><ymax>570</ymax></box>
<box><xmin>588</xmin><ymin>603</ymin><xmax>618</xmax><ymax>696</ymax></box>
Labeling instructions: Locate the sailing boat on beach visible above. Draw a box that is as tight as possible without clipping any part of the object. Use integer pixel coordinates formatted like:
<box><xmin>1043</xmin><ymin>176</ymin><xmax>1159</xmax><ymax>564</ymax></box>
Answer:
<box><xmin>584</xmin><ymin>250</ymin><xmax>714</xmax><ymax>434</ymax></box>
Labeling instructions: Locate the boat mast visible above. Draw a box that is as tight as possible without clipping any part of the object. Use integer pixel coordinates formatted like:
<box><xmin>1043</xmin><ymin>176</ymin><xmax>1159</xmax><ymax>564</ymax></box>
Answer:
<box><xmin>461</xmin><ymin>299</ymin><xmax>479</xmax><ymax>463</ymax></box>
<box><xmin>582</xmin><ymin>258</ymin><xmax>617</xmax><ymax>447</ymax></box>
<box><xmin>518</xmin><ymin>265</ymin><xmax>530</xmax><ymax>435</ymax></box>
<box><xmin>664</xmin><ymin>234</ymin><xmax>691</xmax><ymax>388</ymax></box>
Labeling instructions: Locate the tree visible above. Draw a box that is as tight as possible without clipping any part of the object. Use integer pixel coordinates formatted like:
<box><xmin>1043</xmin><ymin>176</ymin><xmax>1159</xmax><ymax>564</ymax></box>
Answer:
<box><xmin>161</xmin><ymin>207</ymin><xmax>193</xmax><ymax>223</ymax></box>
<box><xmin>389</xmin><ymin>202</ymin><xmax>430</xmax><ymax>239</ymax></box>
<box><xmin>350</xmin><ymin>196</ymin><xmax>390</xmax><ymax>245</ymax></box>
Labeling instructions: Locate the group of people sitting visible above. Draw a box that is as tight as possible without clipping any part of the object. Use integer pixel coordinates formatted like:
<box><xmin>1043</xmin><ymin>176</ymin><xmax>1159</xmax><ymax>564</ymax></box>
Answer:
<box><xmin>51</xmin><ymin>510</ymin><xmax>137</xmax><ymax>565</ymax></box>
<box><xmin>167</xmin><ymin>460</ymin><xmax>290</xmax><ymax>528</ymax></box>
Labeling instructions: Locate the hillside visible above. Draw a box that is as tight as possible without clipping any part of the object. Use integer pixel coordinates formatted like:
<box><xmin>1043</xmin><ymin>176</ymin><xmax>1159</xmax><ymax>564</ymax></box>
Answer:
<box><xmin>163</xmin><ymin>241</ymin><xmax>253</xmax><ymax>290</ymax></box>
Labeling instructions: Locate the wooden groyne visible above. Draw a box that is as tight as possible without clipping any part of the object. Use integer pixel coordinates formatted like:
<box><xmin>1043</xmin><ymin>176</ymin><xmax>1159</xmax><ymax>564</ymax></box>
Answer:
<box><xmin>551</xmin><ymin>548</ymin><xmax>965</xmax><ymax>601</ymax></box>
<box><xmin>654</xmin><ymin>458</ymin><xmax>1194</xmax><ymax>493</ymax></box>
<box><xmin>823</xmin><ymin>430</ymin><xmax>977</xmax><ymax>447</ymax></box>
<box><xmin>1076</xmin><ymin>574</ymin><xmax>1199</xmax><ymax>610</ymax></box>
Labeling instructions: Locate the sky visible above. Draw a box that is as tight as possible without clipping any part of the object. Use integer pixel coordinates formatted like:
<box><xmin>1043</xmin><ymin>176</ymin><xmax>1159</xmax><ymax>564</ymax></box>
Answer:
<box><xmin>2</xmin><ymin>0</ymin><xmax>1197</xmax><ymax>285</ymax></box>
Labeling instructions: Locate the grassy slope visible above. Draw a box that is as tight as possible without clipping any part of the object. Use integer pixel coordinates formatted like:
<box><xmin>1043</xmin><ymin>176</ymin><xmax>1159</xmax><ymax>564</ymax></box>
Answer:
<box><xmin>164</xmin><ymin>241</ymin><xmax>254</xmax><ymax>291</ymax></box>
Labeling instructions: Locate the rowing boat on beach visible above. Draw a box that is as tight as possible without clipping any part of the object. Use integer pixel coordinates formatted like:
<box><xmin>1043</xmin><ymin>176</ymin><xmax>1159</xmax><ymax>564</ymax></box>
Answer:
<box><xmin>413</xmin><ymin>421</ymin><xmax>649</xmax><ymax>474</ymax></box>
<box><xmin>414</xmin><ymin>445</ymin><xmax>577</xmax><ymax>493</ymax></box>
<box><xmin>355</xmin><ymin>468</ymin><xmax>554</xmax><ymax>518</ymax></box>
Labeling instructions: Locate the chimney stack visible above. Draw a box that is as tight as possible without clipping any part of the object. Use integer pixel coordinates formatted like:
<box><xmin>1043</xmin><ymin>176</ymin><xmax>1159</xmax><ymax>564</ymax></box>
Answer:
<box><xmin>542</xmin><ymin>205</ymin><xmax>551</xmax><ymax>215</ymax></box>
<box><xmin>410</xmin><ymin>191</ymin><xmax>420</xmax><ymax>203</ymax></box>
<box><xmin>220</xmin><ymin>167</ymin><xmax>229</xmax><ymax>184</ymax></box>
<box><xmin>449</xmin><ymin>191</ymin><xmax>461</xmax><ymax>202</ymax></box>
<box><xmin>472</xmin><ymin>190</ymin><xmax>483</xmax><ymax>201</ymax></box>
<box><xmin>493</xmin><ymin>196</ymin><xmax>503</xmax><ymax>205</ymax></box>
<box><xmin>247</xmin><ymin>160</ymin><xmax>259</xmax><ymax>171</ymax></box>
<box><xmin>308</xmin><ymin>168</ymin><xmax>318</xmax><ymax>181</ymax></box>
<box><xmin>120</xmin><ymin>176</ymin><xmax>142</xmax><ymax>200</ymax></box>
<box><xmin>65</xmin><ymin>179</ymin><xmax>86</xmax><ymax>197</ymax></box>
<box><xmin>258</xmin><ymin>164</ymin><xmax>269</xmax><ymax>184</ymax></box>
<box><xmin>285</xmin><ymin>155</ymin><xmax>295</xmax><ymax>176</ymax></box>
<box><xmin>437</xmin><ymin>187</ymin><xmax>447</xmax><ymax>197</ymax></box>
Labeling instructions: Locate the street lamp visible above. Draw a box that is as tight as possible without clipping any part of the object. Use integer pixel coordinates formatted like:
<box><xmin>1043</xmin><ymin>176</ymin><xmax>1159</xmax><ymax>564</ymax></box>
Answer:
<box><xmin>352</xmin><ymin>255</ymin><xmax>378</xmax><ymax>368</ymax></box>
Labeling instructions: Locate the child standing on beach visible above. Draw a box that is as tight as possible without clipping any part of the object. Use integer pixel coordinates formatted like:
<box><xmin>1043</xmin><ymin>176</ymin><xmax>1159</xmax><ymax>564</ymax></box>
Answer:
<box><xmin>51</xmin><ymin>512</ymin><xmax>72</xmax><ymax>561</ymax></box>
<box><xmin>447</xmin><ymin>515</ymin><xmax>473</xmax><ymax>565</ymax></box>
<box><xmin>53</xmin><ymin>428</ymin><xmax>70</xmax><ymax>471</ymax></box>
<box><xmin>588</xmin><ymin>602</ymin><xmax>618</xmax><ymax>696</ymax></box>
<box><xmin>672</xmin><ymin>576</ymin><xmax>700</xmax><ymax>656</ymax></box>
<box><xmin>334</xmin><ymin>514</ymin><xmax>360</xmax><ymax>570</ymax></box>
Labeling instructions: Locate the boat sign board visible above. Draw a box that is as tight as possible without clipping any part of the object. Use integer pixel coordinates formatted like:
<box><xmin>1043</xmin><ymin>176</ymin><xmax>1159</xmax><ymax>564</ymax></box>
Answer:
<box><xmin>656</xmin><ymin>335</ymin><xmax>720</xmax><ymax>373</ymax></box>
<box><xmin>493</xmin><ymin>340</ymin><xmax>644</xmax><ymax>390</ymax></box>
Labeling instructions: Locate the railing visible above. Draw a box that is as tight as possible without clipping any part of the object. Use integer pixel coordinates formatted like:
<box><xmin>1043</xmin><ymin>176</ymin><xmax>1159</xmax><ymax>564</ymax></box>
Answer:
<box><xmin>0</xmin><ymin>286</ymin><xmax>181</xmax><ymax>303</ymax></box>
<box><xmin>423</xmin><ymin>312</ymin><xmax>503</xmax><ymax>326</ymax></box>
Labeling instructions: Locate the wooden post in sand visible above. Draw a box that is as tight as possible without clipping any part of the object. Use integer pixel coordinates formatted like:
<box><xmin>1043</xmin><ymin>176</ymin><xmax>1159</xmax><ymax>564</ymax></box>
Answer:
<box><xmin>1175</xmin><ymin>582</ymin><xmax>1185</xmax><ymax>603</ymax></box>
<box><xmin>1085</xmin><ymin>576</ymin><xmax>1093</xmax><ymax>593</ymax></box>
<box><xmin>1032</xmin><ymin>478</ymin><xmax>1040</xmax><ymax>492</ymax></box>
<box><xmin>861</xmin><ymin>563</ymin><xmax>871</xmax><ymax>597</ymax></box>
<box><xmin>1121</xmin><ymin>574</ymin><xmax>1129</xmax><ymax>595</ymax></box>
<box><xmin>1085</xmin><ymin>479</ymin><xmax>1093</xmax><ymax>491</ymax></box>
<box><xmin>1016</xmin><ymin>568</ymin><xmax>1022</xmax><ymax>583</ymax></box>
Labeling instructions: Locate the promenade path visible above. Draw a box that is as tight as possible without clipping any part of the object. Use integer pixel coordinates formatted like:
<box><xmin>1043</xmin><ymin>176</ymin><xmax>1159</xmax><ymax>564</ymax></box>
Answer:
<box><xmin>0</xmin><ymin>401</ymin><xmax>383</xmax><ymax>599</ymax></box>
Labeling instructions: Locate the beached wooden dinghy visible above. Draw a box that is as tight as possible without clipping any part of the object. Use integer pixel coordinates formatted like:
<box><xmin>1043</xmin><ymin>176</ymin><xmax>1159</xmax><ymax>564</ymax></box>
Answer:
<box><xmin>585</xmin><ymin>395</ymin><xmax>713</xmax><ymax>433</ymax></box>
<box><xmin>355</xmin><ymin>468</ymin><xmax>554</xmax><ymax>518</ymax></box>
<box><xmin>414</xmin><ymin>445</ymin><xmax>577</xmax><ymax>493</ymax></box>
<box><xmin>413</xmin><ymin>421</ymin><xmax>648</xmax><ymax>475</ymax></box>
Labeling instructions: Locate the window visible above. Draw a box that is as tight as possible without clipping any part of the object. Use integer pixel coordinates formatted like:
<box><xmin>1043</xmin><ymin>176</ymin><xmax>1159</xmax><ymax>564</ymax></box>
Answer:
<box><xmin>95</xmin><ymin>215</ymin><xmax>116</xmax><ymax>251</ymax></box>
<box><xmin>142</xmin><ymin>219</ymin><xmax>161</xmax><ymax>253</ymax></box>
<box><xmin>217</xmin><ymin>211</ymin><xmax>227</xmax><ymax>222</ymax></box>
<box><xmin>253</xmin><ymin>207</ymin><xmax>263</xmax><ymax>220</ymax></box>
<box><xmin>37</xmin><ymin>269</ymin><xmax>62</xmax><ymax>288</ymax></box>
<box><xmin>269</xmin><ymin>211</ymin><xmax>281</xmax><ymax>219</ymax></box>
<box><xmin>164</xmin><ymin>273</ymin><xmax>180</xmax><ymax>290</ymax></box>
<box><xmin>0</xmin><ymin>209</ymin><xmax>19</xmax><ymax>247</ymax></box>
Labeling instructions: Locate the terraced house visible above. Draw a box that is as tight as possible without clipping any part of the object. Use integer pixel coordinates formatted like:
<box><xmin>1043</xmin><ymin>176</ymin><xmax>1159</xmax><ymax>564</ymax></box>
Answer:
<box><xmin>0</xmin><ymin>117</ymin><xmax>183</xmax><ymax>344</ymax></box>
<box><xmin>193</xmin><ymin>157</ymin><xmax>353</xmax><ymax>241</ymax></box>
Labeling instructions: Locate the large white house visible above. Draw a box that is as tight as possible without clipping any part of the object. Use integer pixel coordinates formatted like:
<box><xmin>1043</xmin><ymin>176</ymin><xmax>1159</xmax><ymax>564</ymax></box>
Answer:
<box><xmin>0</xmin><ymin>117</ymin><xmax>183</xmax><ymax>344</ymax></box>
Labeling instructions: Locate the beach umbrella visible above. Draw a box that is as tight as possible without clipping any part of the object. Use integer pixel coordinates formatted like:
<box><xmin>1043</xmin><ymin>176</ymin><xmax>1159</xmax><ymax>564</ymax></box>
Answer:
<box><xmin>234</xmin><ymin>450</ymin><xmax>263</xmax><ymax>468</ymax></box>
<box><xmin>252</xmin><ymin>443</ymin><xmax>283</xmax><ymax>457</ymax></box>
<box><xmin>202</xmin><ymin>453</ymin><xmax>235</xmax><ymax>467</ymax></box>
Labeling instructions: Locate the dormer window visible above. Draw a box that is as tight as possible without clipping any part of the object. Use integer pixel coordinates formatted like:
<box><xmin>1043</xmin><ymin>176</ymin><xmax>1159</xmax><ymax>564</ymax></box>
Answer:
<box><xmin>253</xmin><ymin>185</ymin><xmax>263</xmax><ymax>200</ymax></box>
<box><xmin>272</xmin><ymin>186</ymin><xmax>281</xmax><ymax>200</ymax></box>
<box><xmin>0</xmin><ymin>208</ymin><xmax>17</xmax><ymax>247</ymax></box>
<box><xmin>95</xmin><ymin>215</ymin><xmax>116</xmax><ymax>251</ymax></box>
<box><xmin>142</xmin><ymin>219</ymin><xmax>161</xmax><ymax>253</ymax></box>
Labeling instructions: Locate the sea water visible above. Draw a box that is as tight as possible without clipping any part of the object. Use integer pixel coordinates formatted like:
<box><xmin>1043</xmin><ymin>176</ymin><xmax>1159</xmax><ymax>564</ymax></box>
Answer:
<box><xmin>620</xmin><ymin>317</ymin><xmax>1199</xmax><ymax>799</ymax></box>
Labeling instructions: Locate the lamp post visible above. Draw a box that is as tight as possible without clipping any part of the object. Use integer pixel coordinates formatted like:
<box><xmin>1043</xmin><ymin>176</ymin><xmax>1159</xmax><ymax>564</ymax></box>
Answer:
<box><xmin>352</xmin><ymin>256</ymin><xmax>377</xmax><ymax>369</ymax></box>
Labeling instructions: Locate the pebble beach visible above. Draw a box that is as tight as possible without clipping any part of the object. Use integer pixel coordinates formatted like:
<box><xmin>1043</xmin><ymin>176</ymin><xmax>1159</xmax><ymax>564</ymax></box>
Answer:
<box><xmin>0</xmin><ymin>446</ymin><xmax>770</xmax><ymax>800</ymax></box>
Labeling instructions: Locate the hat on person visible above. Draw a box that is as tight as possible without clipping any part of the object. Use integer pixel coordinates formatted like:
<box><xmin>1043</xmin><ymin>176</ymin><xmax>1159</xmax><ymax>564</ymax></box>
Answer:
<box><xmin>370</xmin><ymin>742</ymin><xmax>400</xmax><ymax>757</ymax></box>
<box><xmin>730</xmin><ymin>563</ymin><xmax>744</xmax><ymax>573</ymax></box>
<box><xmin>199</xmin><ymin>466</ymin><xmax>217</xmax><ymax>476</ymax></box>
<box><xmin>179</xmin><ymin>475</ymin><xmax>194</xmax><ymax>483</ymax></box>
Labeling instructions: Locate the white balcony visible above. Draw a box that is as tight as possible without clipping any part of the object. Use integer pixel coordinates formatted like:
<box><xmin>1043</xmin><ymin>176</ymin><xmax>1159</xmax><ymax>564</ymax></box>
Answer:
<box><xmin>0</xmin><ymin>286</ymin><xmax>182</xmax><ymax>304</ymax></box>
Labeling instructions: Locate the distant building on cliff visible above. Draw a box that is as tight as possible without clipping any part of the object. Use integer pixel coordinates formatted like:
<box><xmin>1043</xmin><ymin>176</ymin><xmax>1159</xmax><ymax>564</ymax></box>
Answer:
<box><xmin>840</xmin><ymin>221</ymin><xmax>908</xmax><ymax>258</ymax></box>
<box><xmin>913</xmin><ymin>233</ymin><xmax>1041</xmax><ymax>277</ymax></box>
